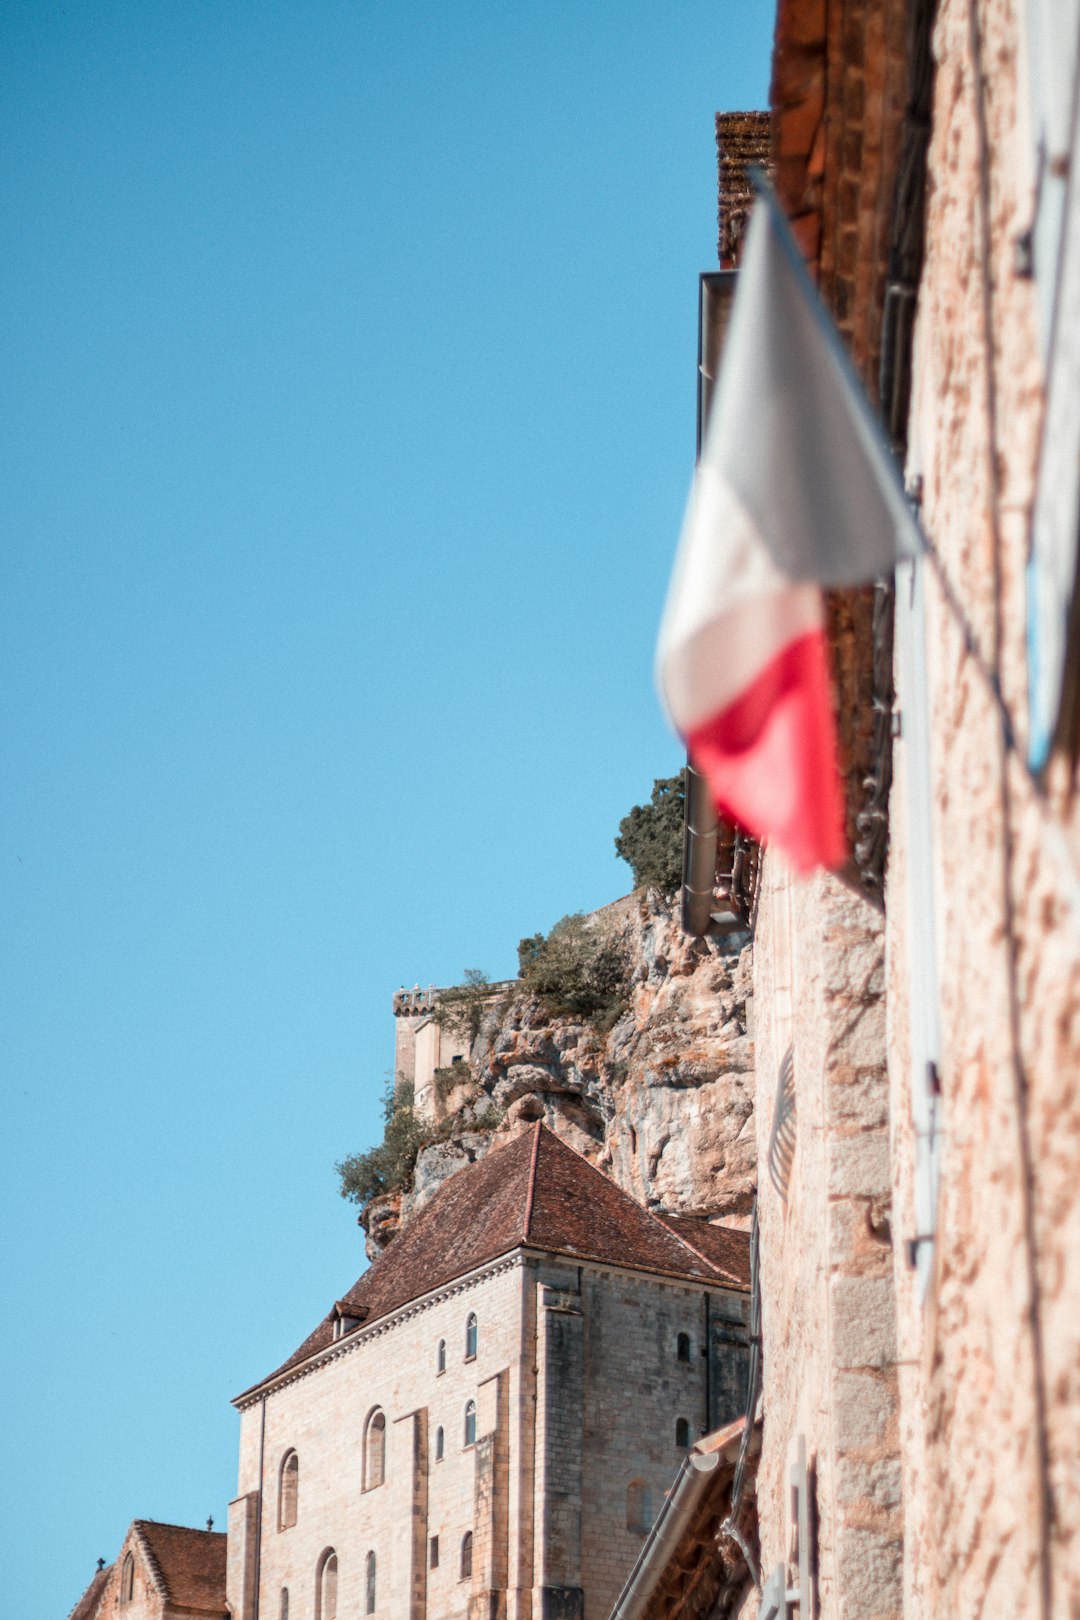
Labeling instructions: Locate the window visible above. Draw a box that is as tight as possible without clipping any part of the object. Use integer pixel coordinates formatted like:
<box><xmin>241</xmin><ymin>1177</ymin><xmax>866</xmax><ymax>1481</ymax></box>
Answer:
<box><xmin>435</xmin><ymin>1426</ymin><xmax>444</xmax><ymax>1462</ymax></box>
<box><xmin>676</xmin><ymin>1332</ymin><xmax>691</xmax><ymax>1363</ymax></box>
<box><xmin>279</xmin><ymin>1450</ymin><xmax>299</xmax><ymax>1530</ymax></box>
<box><xmin>436</xmin><ymin>1338</ymin><xmax>446</xmax><ymax>1375</ymax></box>
<box><xmin>429</xmin><ymin>1536</ymin><xmax>439</xmax><ymax>1569</ymax></box>
<box><xmin>316</xmin><ymin>1551</ymin><xmax>337</xmax><ymax>1620</ymax></box>
<box><xmin>675</xmin><ymin>1417</ymin><xmax>690</xmax><ymax>1448</ymax></box>
<box><xmin>365</xmin><ymin>1551</ymin><xmax>377</xmax><ymax>1616</ymax></box>
<box><xmin>280</xmin><ymin>1590</ymin><xmax>289</xmax><ymax>1620</ymax></box>
<box><xmin>120</xmin><ymin>1554</ymin><xmax>135</xmax><ymax>1605</ymax></box>
<box><xmin>464</xmin><ymin>1400</ymin><xmax>477</xmax><ymax>1447</ymax></box>
<box><xmin>460</xmin><ymin>1532</ymin><xmax>473</xmax><ymax>1582</ymax></box>
<box><xmin>364</xmin><ymin>1409</ymin><xmax>386</xmax><ymax>1489</ymax></box>
<box><xmin>626</xmin><ymin>1480</ymin><xmax>653</xmax><ymax>1534</ymax></box>
<box><xmin>464</xmin><ymin>1312</ymin><xmax>478</xmax><ymax>1360</ymax></box>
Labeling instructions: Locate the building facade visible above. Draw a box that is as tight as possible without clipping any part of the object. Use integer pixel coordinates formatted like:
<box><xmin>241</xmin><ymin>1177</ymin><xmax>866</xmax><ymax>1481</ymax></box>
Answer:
<box><xmin>69</xmin><ymin>1522</ymin><xmax>226</xmax><ymax>1620</ymax></box>
<box><xmin>692</xmin><ymin>1</ymin><xmax>1080</xmax><ymax>1616</ymax></box>
<box><xmin>227</xmin><ymin>1125</ymin><xmax>752</xmax><ymax>1620</ymax></box>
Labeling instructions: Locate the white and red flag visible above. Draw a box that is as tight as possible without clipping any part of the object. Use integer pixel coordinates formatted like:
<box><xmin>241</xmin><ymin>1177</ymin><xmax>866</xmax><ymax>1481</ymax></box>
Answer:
<box><xmin>657</xmin><ymin>183</ymin><xmax>921</xmax><ymax>874</ymax></box>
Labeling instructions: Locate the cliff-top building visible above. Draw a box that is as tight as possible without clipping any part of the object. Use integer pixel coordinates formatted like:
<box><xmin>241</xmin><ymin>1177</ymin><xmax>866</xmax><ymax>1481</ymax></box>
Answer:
<box><xmin>226</xmin><ymin>1124</ymin><xmax>752</xmax><ymax>1620</ymax></box>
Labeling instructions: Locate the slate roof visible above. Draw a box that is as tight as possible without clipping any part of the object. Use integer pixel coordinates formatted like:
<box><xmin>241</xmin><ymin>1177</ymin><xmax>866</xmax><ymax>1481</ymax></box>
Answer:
<box><xmin>68</xmin><ymin>1565</ymin><xmax>110</xmax><ymax>1620</ymax></box>
<box><xmin>240</xmin><ymin>1124</ymin><xmax>749</xmax><ymax>1401</ymax></box>
<box><xmin>134</xmin><ymin>1522</ymin><xmax>227</xmax><ymax>1614</ymax></box>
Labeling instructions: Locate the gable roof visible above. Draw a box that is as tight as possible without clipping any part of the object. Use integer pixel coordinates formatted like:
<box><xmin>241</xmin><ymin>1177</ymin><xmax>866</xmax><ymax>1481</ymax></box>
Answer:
<box><xmin>240</xmin><ymin>1124</ymin><xmax>749</xmax><ymax>1400</ymax></box>
<box><xmin>653</xmin><ymin>1213</ymin><xmax>752</xmax><ymax>1288</ymax></box>
<box><xmin>133</xmin><ymin>1522</ymin><xmax>227</xmax><ymax>1615</ymax></box>
<box><xmin>68</xmin><ymin>1566</ymin><xmax>110</xmax><ymax>1620</ymax></box>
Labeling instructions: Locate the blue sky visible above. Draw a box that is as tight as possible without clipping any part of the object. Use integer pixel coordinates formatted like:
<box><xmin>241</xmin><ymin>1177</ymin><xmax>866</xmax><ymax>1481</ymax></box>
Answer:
<box><xmin>0</xmin><ymin>4</ymin><xmax>773</xmax><ymax>1614</ymax></box>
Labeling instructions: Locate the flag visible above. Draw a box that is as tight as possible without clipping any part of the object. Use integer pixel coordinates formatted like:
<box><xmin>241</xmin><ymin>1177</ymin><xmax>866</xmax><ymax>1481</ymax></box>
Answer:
<box><xmin>657</xmin><ymin>180</ymin><xmax>922</xmax><ymax>874</ymax></box>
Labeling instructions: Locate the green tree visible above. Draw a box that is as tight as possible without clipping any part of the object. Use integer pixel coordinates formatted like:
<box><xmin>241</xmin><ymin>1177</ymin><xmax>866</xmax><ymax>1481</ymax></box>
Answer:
<box><xmin>433</xmin><ymin>968</ymin><xmax>491</xmax><ymax>1043</ymax></box>
<box><xmin>517</xmin><ymin>913</ymin><xmax>631</xmax><ymax>1031</ymax></box>
<box><xmin>336</xmin><ymin>1078</ymin><xmax>425</xmax><ymax>1209</ymax></box>
<box><xmin>614</xmin><ymin>771</ymin><xmax>685</xmax><ymax>893</ymax></box>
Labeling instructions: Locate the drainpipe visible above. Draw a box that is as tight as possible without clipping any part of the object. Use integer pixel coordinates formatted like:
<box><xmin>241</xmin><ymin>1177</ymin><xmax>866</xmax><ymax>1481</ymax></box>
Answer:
<box><xmin>253</xmin><ymin>1396</ymin><xmax>266</xmax><ymax>1620</ymax></box>
<box><xmin>704</xmin><ymin>1292</ymin><xmax>712</xmax><ymax>1432</ymax></box>
<box><xmin>608</xmin><ymin>1449</ymin><xmax>727</xmax><ymax>1620</ymax></box>
<box><xmin>681</xmin><ymin>764</ymin><xmax>720</xmax><ymax>939</ymax></box>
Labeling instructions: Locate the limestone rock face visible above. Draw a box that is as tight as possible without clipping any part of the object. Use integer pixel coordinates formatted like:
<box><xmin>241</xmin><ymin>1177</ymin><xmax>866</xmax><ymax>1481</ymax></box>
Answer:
<box><xmin>362</xmin><ymin>892</ymin><xmax>755</xmax><ymax>1260</ymax></box>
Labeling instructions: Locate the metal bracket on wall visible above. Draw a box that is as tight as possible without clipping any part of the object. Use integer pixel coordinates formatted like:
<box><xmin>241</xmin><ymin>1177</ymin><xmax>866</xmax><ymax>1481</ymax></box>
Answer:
<box><xmin>756</xmin><ymin>1435</ymin><xmax>814</xmax><ymax>1619</ymax></box>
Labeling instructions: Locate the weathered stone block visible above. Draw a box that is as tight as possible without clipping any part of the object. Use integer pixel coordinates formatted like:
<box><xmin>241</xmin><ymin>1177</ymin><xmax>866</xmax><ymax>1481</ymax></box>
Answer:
<box><xmin>828</xmin><ymin>1129</ymin><xmax>892</xmax><ymax>1198</ymax></box>
<box><xmin>835</xmin><ymin>1527</ymin><xmax>902</xmax><ymax>1618</ymax></box>
<box><xmin>835</xmin><ymin>1455</ymin><xmax>903</xmax><ymax>1511</ymax></box>
<box><xmin>830</xmin><ymin>1275</ymin><xmax>897</xmax><ymax>1368</ymax></box>
<box><xmin>832</xmin><ymin>1372</ymin><xmax>896</xmax><ymax>1451</ymax></box>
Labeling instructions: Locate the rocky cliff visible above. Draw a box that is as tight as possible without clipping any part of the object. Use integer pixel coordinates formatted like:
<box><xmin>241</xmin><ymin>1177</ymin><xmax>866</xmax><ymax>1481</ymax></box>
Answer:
<box><xmin>362</xmin><ymin>891</ymin><xmax>755</xmax><ymax>1260</ymax></box>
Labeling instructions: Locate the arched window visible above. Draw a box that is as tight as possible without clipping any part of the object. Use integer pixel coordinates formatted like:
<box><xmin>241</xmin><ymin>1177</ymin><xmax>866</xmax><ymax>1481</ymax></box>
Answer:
<box><xmin>279</xmin><ymin>1449</ymin><xmax>299</xmax><ymax>1530</ymax></box>
<box><xmin>120</xmin><ymin>1554</ymin><xmax>135</xmax><ymax>1605</ymax></box>
<box><xmin>677</xmin><ymin>1332</ymin><xmax>691</xmax><ymax>1362</ymax></box>
<box><xmin>464</xmin><ymin>1399</ymin><xmax>477</xmax><ymax>1447</ymax></box>
<box><xmin>315</xmin><ymin>1551</ymin><xmax>337</xmax><ymax>1620</ymax></box>
<box><xmin>364</xmin><ymin>1409</ymin><xmax>386</xmax><ymax>1489</ymax></box>
<box><xmin>626</xmin><ymin>1480</ymin><xmax>653</xmax><ymax>1533</ymax></box>
<box><xmin>460</xmin><ymin>1532</ymin><xmax>473</xmax><ymax>1581</ymax></box>
<box><xmin>436</xmin><ymin>1338</ymin><xmax>446</xmax><ymax>1374</ymax></box>
<box><xmin>464</xmin><ymin>1312</ymin><xmax>478</xmax><ymax>1360</ymax></box>
<box><xmin>365</xmin><ymin>1550</ymin><xmax>377</xmax><ymax>1615</ymax></box>
<box><xmin>435</xmin><ymin>1425</ymin><xmax>445</xmax><ymax>1462</ymax></box>
<box><xmin>280</xmin><ymin>1590</ymin><xmax>290</xmax><ymax>1620</ymax></box>
<box><xmin>675</xmin><ymin>1417</ymin><xmax>690</xmax><ymax>1448</ymax></box>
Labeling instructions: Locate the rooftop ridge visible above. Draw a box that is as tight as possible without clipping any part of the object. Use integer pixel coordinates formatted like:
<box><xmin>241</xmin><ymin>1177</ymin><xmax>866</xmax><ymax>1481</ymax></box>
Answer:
<box><xmin>67</xmin><ymin>1564</ymin><xmax>111</xmax><ymax>1620</ymax></box>
<box><xmin>132</xmin><ymin>1521</ymin><xmax>228</xmax><ymax>1615</ymax></box>
<box><xmin>133</xmin><ymin>1524</ymin><xmax>169</xmax><ymax>1600</ymax></box>
<box><xmin>522</xmin><ymin>1119</ymin><xmax>543</xmax><ymax>1240</ymax></box>
<box><xmin>244</xmin><ymin>1126</ymin><xmax>748</xmax><ymax>1400</ymax></box>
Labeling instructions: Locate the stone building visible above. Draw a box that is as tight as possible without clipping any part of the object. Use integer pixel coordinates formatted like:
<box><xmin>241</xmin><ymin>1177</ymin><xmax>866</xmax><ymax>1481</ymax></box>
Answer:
<box><xmin>227</xmin><ymin>1124</ymin><xmax>752</xmax><ymax>1620</ymax></box>
<box><xmin>68</xmin><ymin>1522</ymin><xmax>226</xmax><ymax>1620</ymax></box>
<box><xmin>391</xmin><ymin>985</ymin><xmax>472</xmax><ymax>1118</ymax></box>
<box><xmin>667</xmin><ymin>1</ymin><xmax>1080</xmax><ymax>1616</ymax></box>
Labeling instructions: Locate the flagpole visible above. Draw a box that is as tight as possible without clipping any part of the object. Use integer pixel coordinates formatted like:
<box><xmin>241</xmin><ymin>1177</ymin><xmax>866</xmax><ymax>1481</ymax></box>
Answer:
<box><xmin>912</xmin><ymin>506</ymin><xmax>1080</xmax><ymax>939</ymax></box>
<box><xmin>754</xmin><ymin>154</ymin><xmax>1080</xmax><ymax>934</ymax></box>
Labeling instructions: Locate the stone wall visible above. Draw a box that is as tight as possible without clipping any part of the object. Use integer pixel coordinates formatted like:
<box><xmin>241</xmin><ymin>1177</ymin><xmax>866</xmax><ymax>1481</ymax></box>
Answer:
<box><xmin>752</xmin><ymin>861</ymin><xmax>901</xmax><ymax>1620</ymax></box>
<box><xmin>888</xmin><ymin>0</ymin><xmax>1080</xmax><ymax>1613</ymax></box>
<box><xmin>575</xmin><ymin>1265</ymin><xmax>750</xmax><ymax>1620</ymax></box>
<box><xmin>232</xmin><ymin>1260</ymin><xmax>526</xmax><ymax>1620</ymax></box>
<box><xmin>92</xmin><ymin>1534</ymin><xmax>164</xmax><ymax>1620</ymax></box>
<box><xmin>230</xmin><ymin>1252</ymin><xmax>748</xmax><ymax>1620</ymax></box>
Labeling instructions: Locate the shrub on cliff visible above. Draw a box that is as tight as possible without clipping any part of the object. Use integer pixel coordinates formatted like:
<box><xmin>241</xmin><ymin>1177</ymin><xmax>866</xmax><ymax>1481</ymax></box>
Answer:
<box><xmin>433</xmin><ymin>968</ymin><xmax>492</xmax><ymax>1042</ymax></box>
<box><xmin>614</xmin><ymin>771</ymin><xmax>685</xmax><ymax>893</ymax></box>
<box><xmin>336</xmin><ymin>1078</ymin><xmax>424</xmax><ymax>1209</ymax></box>
<box><xmin>516</xmin><ymin>913</ymin><xmax>631</xmax><ymax>1031</ymax></box>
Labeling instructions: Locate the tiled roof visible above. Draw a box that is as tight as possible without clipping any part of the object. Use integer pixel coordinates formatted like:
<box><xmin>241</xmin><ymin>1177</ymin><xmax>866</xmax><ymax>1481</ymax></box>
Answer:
<box><xmin>241</xmin><ymin>1125</ymin><xmax>748</xmax><ymax>1398</ymax></box>
<box><xmin>68</xmin><ymin>1565</ymin><xmax>110</xmax><ymax>1620</ymax></box>
<box><xmin>653</xmin><ymin>1214</ymin><xmax>752</xmax><ymax>1288</ymax></box>
<box><xmin>134</xmin><ymin>1522</ymin><xmax>227</xmax><ymax>1615</ymax></box>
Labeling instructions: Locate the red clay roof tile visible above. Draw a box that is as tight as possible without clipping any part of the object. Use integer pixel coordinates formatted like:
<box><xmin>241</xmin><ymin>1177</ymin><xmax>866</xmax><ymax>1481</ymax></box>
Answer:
<box><xmin>68</xmin><ymin>1566</ymin><xmax>111</xmax><ymax>1620</ymax></box>
<box><xmin>134</xmin><ymin>1522</ymin><xmax>227</xmax><ymax>1615</ymax></box>
<box><xmin>241</xmin><ymin>1125</ymin><xmax>746</xmax><ymax>1398</ymax></box>
<box><xmin>653</xmin><ymin>1213</ymin><xmax>752</xmax><ymax>1288</ymax></box>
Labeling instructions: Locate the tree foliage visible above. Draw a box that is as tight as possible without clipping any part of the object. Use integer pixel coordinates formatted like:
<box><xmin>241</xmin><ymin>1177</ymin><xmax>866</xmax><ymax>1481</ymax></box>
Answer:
<box><xmin>516</xmin><ymin>913</ymin><xmax>631</xmax><ymax>1031</ymax></box>
<box><xmin>336</xmin><ymin>1078</ymin><xmax>424</xmax><ymax>1209</ymax></box>
<box><xmin>614</xmin><ymin>772</ymin><xmax>686</xmax><ymax>893</ymax></box>
<box><xmin>433</xmin><ymin>968</ymin><xmax>491</xmax><ymax>1043</ymax></box>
